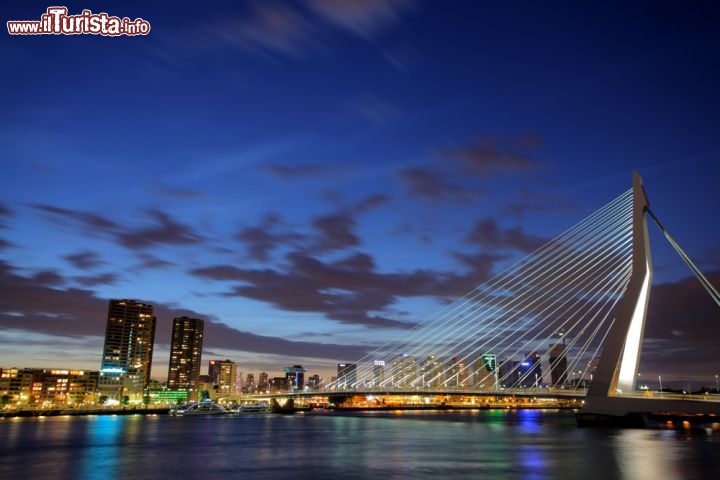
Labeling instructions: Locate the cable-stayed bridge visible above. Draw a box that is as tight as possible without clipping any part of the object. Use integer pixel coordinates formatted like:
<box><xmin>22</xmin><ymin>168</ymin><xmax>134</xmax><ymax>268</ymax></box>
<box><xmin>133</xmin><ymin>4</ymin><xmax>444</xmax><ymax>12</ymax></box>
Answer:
<box><xmin>310</xmin><ymin>172</ymin><xmax>720</xmax><ymax>425</ymax></box>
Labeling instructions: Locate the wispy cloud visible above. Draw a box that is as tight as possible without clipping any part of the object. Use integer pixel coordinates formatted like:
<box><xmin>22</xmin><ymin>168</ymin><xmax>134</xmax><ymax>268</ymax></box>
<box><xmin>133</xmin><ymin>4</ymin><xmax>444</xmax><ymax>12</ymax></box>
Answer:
<box><xmin>306</xmin><ymin>0</ymin><xmax>416</xmax><ymax>38</ymax></box>
<box><xmin>399</xmin><ymin>167</ymin><xmax>487</xmax><ymax>203</ymax></box>
<box><xmin>263</xmin><ymin>163</ymin><xmax>334</xmax><ymax>181</ymax></box>
<box><xmin>465</xmin><ymin>218</ymin><xmax>548</xmax><ymax>253</ymax></box>
<box><xmin>437</xmin><ymin>137</ymin><xmax>543</xmax><ymax>178</ymax></box>
<box><xmin>64</xmin><ymin>250</ymin><xmax>104</xmax><ymax>270</ymax></box>
<box><xmin>30</xmin><ymin>204</ymin><xmax>205</xmax><ymax>251</ymax></box>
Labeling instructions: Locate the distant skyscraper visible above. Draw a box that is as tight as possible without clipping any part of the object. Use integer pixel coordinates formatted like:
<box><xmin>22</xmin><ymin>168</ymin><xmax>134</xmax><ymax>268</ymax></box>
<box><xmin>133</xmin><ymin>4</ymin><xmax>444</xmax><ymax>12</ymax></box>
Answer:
<box><xmin>548</xmin><ymin>343</ymin><xmax>568</xmax><ymax>386</ymax></box>
<box><xmin>167</xmin><ymin>316</ymin><xmax>204</xmax><ymax>401</ymax></box>
<box><xmin>284</xmin><ymin>365</ymin><xmax>307</xmax><ymax>390</ymax></box>
<box><xmin>258</xmin><ymin>371</ymin><xmax>269</xmax><ymax>391</ymax></box>
<box><xmin>391</xmin><ymin>354</ymin><xmax>417</xmax><ymax>387</ymax></box>
<box><xmin>99</xmin><ymin>299</ymin><xmax>156</xmax><ymax>403</ymax></box>
<box><xmin>337</xmin><ymin>363</ymin><xmax>356</xmax><ymax>389</ymax></box>
<box><xmin>373</xmin><ymin>360</ymin><xmax>386</xmax><ymax>386</ymax></box>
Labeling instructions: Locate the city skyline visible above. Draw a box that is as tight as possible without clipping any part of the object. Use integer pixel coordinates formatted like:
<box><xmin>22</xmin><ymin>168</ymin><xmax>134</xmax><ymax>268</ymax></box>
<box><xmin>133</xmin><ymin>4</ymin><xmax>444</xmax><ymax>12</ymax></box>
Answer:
<box><xmin>2</xmin><ymin>1</ymin><xmax>720</xmax><ymax>385</ymax></box>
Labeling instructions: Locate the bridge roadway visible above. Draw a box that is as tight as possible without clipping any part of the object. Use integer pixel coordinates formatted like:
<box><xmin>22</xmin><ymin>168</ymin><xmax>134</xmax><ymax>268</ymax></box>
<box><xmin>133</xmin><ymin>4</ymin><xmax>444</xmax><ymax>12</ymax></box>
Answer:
<box><xmin>220</xmin><ymin>388</ymin><xmax>720</xmax><ymax>411</ymax></box>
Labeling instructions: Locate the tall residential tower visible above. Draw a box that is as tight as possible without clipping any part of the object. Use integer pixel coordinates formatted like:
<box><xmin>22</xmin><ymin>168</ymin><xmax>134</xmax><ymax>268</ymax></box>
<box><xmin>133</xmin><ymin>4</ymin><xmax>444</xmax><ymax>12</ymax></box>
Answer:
<box><xmin>167</xmin><ymin>316</ymin><xmax>204</xmax><ymax>401</ymax></box>
<box><xmin>99</xmin><ymin>299</ymin><xmax>156</xmax><ymax>403</ymax></box>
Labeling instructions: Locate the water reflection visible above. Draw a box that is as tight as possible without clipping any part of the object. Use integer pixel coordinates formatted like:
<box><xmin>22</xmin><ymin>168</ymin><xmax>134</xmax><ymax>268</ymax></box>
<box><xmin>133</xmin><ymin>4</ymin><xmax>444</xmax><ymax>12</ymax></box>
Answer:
<box><xmin>1</xmin><ymin>411</ymin><xmax>718</xmax><ymax>479</ymax></box>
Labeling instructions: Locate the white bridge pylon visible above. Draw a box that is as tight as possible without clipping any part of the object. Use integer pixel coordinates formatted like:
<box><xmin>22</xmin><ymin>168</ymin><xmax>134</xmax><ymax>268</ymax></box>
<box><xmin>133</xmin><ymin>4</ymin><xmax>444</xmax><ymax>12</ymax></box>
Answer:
<box><xmin>586</xmin><ymin>171</ymin><xmax>651</xmax><ymax>398</ymax></box>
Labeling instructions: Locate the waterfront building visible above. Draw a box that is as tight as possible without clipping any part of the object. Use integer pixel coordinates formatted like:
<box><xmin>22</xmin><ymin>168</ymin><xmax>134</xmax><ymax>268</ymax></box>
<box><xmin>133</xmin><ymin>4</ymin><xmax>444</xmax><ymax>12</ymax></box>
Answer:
<box><xmin>0</xmin><ymin>367</ymin><xmax>98</xmax><ymax>409</ymax></box>
<box><xmin>167</xmin><ymin>316</ymin><xmax>204</xmax><ymax>401</ymax></box>
<box><xmin>98</xmin><ymin>299</ymin><xmax>156</xmax><ymax>404</ymax></box>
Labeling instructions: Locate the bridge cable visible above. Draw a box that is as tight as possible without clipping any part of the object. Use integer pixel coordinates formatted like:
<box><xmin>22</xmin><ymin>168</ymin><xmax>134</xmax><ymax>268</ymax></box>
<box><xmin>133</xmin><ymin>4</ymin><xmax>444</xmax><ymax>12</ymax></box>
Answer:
<box><xmin>646</xmin><ymin>207</ymin><xmax>720</xmax><ymax>307</ymax></box>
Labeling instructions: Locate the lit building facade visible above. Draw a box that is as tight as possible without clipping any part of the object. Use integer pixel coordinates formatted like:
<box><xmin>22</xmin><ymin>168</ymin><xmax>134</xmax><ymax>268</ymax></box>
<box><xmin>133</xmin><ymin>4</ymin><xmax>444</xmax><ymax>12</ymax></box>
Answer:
<box><xmin>284</xmin><ymin>365</ymin><xmax>307</xmax><ymax>391</ymax></box>
<box><xmin>167</xmin><ymin>316</ymin><xmax>204</xmax><ymax>401</ymax></box>
<box><xmin>99</xmin><ymin>299</ymin><xmax>156</xmax><ymax>404</ymax></box>
<box><xmin>208</xmin><ymin>359</ymin><xmax>237</xmax><ymax>394</ymax></box>
<box><xmin>1</xmin><ymin>368</ymin><xmax>99</xmax><ymax>409</ymax></box>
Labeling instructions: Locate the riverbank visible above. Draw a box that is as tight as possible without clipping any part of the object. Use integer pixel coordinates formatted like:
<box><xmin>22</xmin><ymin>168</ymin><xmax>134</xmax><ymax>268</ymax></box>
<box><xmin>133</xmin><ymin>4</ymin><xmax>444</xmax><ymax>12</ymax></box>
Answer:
<box><xmin>0</xmin><ymin>407</ymin><xmax>170</xmax><ymax>418</ymax></box>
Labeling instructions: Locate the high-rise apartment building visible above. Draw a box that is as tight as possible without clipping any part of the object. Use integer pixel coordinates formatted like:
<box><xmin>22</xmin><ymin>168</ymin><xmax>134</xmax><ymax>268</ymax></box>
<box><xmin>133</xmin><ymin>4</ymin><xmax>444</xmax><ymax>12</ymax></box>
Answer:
<box><xmin>208</xmin><ymin>359</ymin><xmax>237</xmax><ymax>393</ymax></box>
<box><xmin>99</xmin><ymin>299</ymin><xmax>156</xmax><ymax>403</ymax></box>
<box><xmin>167</xmin><ymin>316</ymin><xmax>204</xmax><ymax>401</ymax></box>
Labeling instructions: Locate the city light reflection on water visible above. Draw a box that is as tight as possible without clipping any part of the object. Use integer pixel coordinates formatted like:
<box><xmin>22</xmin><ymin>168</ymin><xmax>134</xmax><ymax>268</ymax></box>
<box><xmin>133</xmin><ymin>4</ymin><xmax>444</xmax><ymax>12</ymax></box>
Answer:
<box><xmin>1</xmin><ymin>410</ymin><xmax>718</xmax><ymax>479</ymax></box>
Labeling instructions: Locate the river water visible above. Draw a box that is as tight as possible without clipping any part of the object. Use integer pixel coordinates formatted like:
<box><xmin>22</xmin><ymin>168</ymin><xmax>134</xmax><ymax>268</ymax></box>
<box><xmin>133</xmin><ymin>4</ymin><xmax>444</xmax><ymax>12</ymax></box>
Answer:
<box><xmin>1</xmin><ymin>409</ymin><xmax>718</xmax><ymax>479</ymax></box>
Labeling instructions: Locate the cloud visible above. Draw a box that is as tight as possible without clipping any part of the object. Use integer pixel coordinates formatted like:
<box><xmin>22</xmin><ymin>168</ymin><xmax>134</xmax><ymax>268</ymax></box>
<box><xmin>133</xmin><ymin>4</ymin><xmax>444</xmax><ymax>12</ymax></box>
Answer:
<box><xmin>437</xmin><ymin>138</ymin><xmax>543</xmax><ymax>178</ymax></box>
<box><xmin>0</xmin><ymin>201</ymin><xmax>14</xmax><ymax>229</ymax></box>
<box><xmin>263</xmin><ymin>163</ymin><xmax>334</xmax><ymax>180</ymax></box>
<box><xmin>501</xmin><ymin>187</ymin><xmax>578</xmax><ymax>218</ymax></box>
<box><xmin>135</xmin><ymin>253</ymin><xmax>175</xmax><ymax>270</ymax></box>
<box><xmin>191</xmin><ymin>247</ymin><xmax>502</xmax><ymax>329</ymax></box>
<box><xmin>353</xmin><ymin>93</ymin><xmax>402</xmax><ymax>125</ymax></box>
<box><xmin>235</xmin><ymin>212</ymin><xmax>306</xmax><ymax>261</ymax></box>
<box><xmin>151</xmin><ymin>183</ymin><xmax>206</xmax><ymax>199</ymax></box>
<box><xmin>30</xmin><ymin>204</ymin><xmax>119</xmax><ymax>232</ymax></box>
<box><xmin>310</xmin><ymin>194</ymin><xmax>389</xmax><ymax>252</ymax></box>
<box><xmin>64</xmin><ymin>250</ymin><xmax>104</xmax><ymax>270</ymax></box>
<box><xmin>399</xmin><ymin>167</ymin><xmax>486</xmax><ymax>203</ymax></box>
<box><xmin>631</xmin><ymin>270</ymin><xmax>720</xmax><ymax>382</ymax></box>
<box><xmin>154</xmin><ymin>0</ymin><xmax>416</xmax><ymax>66</ymax></box>
<box><xmin>0</xmin><ymin>259</ymin><xmax>371</xmax><ymax>363</ymax></box>
<box><xmin>307</xmin><ymin>0</ymin><xmax>416</xmax><ymax>38</ymax></box>
<box><xmin>117</xmin><ymin>209</ymin><xmax>205</xmax><ymax>249</ymax></box>
<box><xmin>73</xmin><ymin>273</ymin><xmax>119</xmax><ymax>287</ymax></box>
<box><xmin>205</xmin><ymin>2</ymin><xmax>319</xmax><ymax>60</ymax></box>
<box><xmin>31</xmin><ymin>204</ymin><xmax>205</xmax><ymax>251</ymax></box>
<box><xmin>465</xmin><ymin>218</ymin><xmax>548</xmax><ymax>253</ymax></box>
<box><xmin>312</xmin><ymin>213</ymin><xmax>361</xmax><ymax>251</ymax></box>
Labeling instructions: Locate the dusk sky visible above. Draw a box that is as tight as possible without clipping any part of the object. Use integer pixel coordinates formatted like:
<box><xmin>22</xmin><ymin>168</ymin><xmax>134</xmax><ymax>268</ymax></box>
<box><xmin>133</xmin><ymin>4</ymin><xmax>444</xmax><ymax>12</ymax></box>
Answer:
<box><xmin>2</xmin><ymin>1</ymin><xmax>719</xmax><ymax>385</ymax></box>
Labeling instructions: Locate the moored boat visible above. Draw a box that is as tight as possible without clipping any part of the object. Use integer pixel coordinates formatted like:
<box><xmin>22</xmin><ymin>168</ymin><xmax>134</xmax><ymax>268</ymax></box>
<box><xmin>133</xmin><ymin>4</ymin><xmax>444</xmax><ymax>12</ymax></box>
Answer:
<box><xmin>170</xmin><ymin>401</ymin><xmax>228</xmax><ymax>416</ymax></box>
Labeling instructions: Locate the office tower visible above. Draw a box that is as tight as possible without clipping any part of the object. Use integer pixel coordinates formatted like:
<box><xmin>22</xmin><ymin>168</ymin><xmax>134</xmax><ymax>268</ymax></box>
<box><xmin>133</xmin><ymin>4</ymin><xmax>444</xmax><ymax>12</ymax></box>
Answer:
<box><xmin>337</xmin><ymin>363</ymin><xmax>356</xmax><ymax>389</ymax></box>
<box><xmin>208</xmin><ymin>359</ymin><xmax>237</xmax><ymax>393</ymax></box>
<box><xmin>167</xmin><ymin>316</ymin><xmax>204</xmax><ymax>401</ymax></box>
<box><xmin>99</xmin><ymin>299</ymin><xmax>156</xmax><ymax>403</ymax></box>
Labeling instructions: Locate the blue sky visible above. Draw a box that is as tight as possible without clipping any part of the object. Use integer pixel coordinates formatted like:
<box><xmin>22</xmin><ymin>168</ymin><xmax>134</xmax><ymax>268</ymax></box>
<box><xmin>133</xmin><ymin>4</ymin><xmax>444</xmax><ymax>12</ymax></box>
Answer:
<box><xmin>2</xmin><ymin>0</ymin><xmax>719</xmax><ymax>385</ymax></box>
